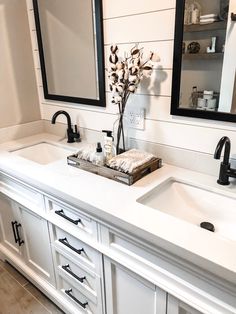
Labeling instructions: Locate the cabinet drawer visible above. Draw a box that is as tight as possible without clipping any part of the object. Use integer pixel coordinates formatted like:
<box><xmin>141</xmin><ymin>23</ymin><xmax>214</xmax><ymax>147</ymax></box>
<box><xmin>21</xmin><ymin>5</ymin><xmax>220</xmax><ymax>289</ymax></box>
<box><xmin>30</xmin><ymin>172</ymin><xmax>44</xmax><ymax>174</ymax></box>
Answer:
<box><xmin>55</xmin><ymin>249</ymin><xmax>100</xmax><ymax>303</ymax></box>
<box><xmin>53</xmin><ymin>226</ymin><xmax>101</xmax><ymax>274</ymax></box>
<box><xmin>59</xmin><ymin>276</ymin><xmax>102</xmax><ymax>314</ymax></box>
<box><xmin>46</xmin><ymin>198</ymin><xmax>97</xmax><ymax>240</ymax></box>
<box><xmin>0</xmin><ymin>174</ymin><xmax>44</xmax><ymax>212</ymax></box>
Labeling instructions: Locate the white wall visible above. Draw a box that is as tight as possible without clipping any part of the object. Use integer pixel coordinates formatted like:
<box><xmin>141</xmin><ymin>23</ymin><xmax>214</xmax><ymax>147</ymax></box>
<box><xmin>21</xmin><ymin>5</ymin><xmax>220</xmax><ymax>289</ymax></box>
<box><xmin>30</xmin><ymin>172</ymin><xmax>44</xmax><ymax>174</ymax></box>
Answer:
<box><xmin>0</xmin><ymin>0</ymin><xmax>40</xmax><ymax>128</ymax></box>
<box><xmin>26</xmin><ymin>0</ymin><xmax>236</xmax><ymax>159</ymax></box>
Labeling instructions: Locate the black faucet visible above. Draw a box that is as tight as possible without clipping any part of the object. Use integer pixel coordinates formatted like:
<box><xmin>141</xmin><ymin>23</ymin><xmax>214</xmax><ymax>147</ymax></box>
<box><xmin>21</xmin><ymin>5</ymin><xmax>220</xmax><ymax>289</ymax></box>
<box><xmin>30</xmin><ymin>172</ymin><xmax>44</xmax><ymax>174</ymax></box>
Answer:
<box><xmin>51</xmin><ymin>110</ymin><xmax>80</xmax><ymax>143</ymax></box>
<box><xmin>214</xmin><ymin>136</ymin><xmax>236</xmax><ymax>185</ymax></box>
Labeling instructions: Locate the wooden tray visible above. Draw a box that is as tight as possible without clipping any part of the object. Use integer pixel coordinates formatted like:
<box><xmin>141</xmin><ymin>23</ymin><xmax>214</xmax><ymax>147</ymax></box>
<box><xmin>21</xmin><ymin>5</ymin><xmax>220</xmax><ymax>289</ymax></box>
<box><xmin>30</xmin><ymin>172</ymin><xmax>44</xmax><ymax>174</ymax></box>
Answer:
<box><xmin>67</xmin><ymin>154</ymin><xmax>162</xmax><ymax>185</ymax></box>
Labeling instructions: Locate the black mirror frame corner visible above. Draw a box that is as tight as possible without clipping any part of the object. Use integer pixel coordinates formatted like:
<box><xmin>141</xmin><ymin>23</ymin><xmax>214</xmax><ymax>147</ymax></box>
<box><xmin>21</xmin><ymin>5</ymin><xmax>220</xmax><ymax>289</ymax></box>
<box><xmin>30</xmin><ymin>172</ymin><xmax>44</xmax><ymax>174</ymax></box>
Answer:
<box><xmin>32</xmin><ymin>0</ymin><xmax>106</xmax><ymax>108</ymax></box>
<box><xmin>170</xmin><ymin>0</ymin><xmax>236</xmax><ymax>123</ymax></box>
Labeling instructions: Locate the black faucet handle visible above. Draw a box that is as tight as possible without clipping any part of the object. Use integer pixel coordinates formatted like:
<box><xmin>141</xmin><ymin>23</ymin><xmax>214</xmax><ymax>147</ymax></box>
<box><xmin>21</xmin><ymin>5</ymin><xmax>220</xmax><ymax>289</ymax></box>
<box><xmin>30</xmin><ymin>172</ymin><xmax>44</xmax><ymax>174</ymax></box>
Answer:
<box><xmin>73</xmin><ymin>125</ymin><xmax>81</xmax><ymax>141</ymax></box>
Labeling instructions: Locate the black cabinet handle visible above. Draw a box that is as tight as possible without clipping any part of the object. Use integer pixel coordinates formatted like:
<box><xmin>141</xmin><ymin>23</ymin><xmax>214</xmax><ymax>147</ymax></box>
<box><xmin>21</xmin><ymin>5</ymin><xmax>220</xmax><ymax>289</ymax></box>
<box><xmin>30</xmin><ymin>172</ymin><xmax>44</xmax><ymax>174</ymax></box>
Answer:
<box><xmin>65</xmin><ymin>289</ymin><xmax>88</xmax><ymax>309</ymax></box>
<box><xmin>231</xmin><ymin>13</ymin><xmax>236</xmax><ymax>21</ymax></box>
<box><xmin>55</xmin><ymin>210</ymin><xmax>81</xmax><ymax>225</ymax></box>
<box><xmin>59</xmin><ymin>238</ymin><xmax>84</xmax><ymax>255</ymax></box>
<box><xmin>15</xmin><ymin>223</ymin><xmax>24</xmax><ymax>246</ymax></box>
<box><xmin>62</xmin><ymin>264</ymin><xmax>86</xmax><ymax>283</ymax></box>
<box><xmin>11</xmin><ymin>221</ymin><xmax>18</xmax><ymax>243</ymax></box>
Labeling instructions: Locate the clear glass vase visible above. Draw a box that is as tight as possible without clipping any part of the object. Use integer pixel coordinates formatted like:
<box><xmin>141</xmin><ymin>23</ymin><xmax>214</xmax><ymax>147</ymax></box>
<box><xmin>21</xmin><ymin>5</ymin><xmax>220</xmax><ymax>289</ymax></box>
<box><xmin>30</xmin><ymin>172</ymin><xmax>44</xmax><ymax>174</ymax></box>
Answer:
<box><xmin>113</xmin><ymin>113</ymin><xmax>129</xmax><ymax>155</ymax></box>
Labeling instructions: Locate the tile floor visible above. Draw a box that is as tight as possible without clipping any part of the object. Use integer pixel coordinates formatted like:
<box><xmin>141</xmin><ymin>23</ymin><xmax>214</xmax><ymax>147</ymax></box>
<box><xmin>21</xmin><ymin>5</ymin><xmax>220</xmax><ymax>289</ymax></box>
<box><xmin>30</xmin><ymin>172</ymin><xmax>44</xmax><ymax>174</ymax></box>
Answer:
<box><xmin>0</xmin><ymin>260</ymin><xmax>64</xmax><ymax>314</ymax></box>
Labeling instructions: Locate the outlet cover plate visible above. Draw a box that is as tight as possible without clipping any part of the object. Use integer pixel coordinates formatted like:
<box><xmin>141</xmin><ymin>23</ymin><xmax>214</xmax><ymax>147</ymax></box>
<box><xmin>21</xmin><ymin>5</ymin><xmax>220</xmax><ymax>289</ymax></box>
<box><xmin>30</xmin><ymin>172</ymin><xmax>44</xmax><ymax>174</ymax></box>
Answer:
<box><xmin>126</xmin><ymin>109</ymin><xmax>145</xmax><ymax>130</ymax></box>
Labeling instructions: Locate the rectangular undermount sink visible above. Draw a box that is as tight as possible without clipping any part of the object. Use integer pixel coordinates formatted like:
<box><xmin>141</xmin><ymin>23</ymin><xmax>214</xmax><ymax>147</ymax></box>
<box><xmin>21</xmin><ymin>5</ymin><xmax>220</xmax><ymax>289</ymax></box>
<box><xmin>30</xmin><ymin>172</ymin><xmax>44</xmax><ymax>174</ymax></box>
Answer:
<box><xmin>11</xmin><ymin>142</ymin><xmax>74</xmax><ymax>165</ymax></box>
<box><xmin>137</xmin><ymin>178</ymin><xmax>236</xmax><ymax>241</ymax></box>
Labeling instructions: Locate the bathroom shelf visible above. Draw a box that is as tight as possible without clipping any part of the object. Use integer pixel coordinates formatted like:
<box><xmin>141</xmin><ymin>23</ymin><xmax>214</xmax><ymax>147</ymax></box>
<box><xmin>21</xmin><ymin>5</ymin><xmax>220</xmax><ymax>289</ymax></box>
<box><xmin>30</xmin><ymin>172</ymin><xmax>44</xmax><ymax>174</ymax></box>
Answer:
<box><xmin>184</xmin><ymin>21</ymin><xmax>227</xmax><ymax>33</ymax></box>
<box><xmin>183</xmin><ymin>53</ymin><xmax>224</xmax><ymax>60</ymax></box>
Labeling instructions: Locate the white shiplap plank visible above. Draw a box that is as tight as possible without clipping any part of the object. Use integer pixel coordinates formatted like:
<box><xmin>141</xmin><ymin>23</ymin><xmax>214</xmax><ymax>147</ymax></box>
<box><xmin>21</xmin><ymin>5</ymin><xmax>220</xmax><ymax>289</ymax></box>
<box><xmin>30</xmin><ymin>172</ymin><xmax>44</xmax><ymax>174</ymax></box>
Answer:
<box><xmin>41</xmin><ymin>104</ymin><xmax>116</xmax><ymax>132</ymax></box>
<box><xmin>103</xmin><ymin>0</ymin><xmax>176</xmax><ymax>19</ymax></box>
<box><xmin>104</xmin><ymin>10</ymin><xmax>175</xmax><ymax>45</ymax></box>
<box><xmin>104</xmin><ymin>41</ymin><xmax>174</xmax><ymax>70</ymax></box>
<box><xmin>129</xmin><ymin>120</ymin><xmax>236</xmax><ymax>155</ymax></box>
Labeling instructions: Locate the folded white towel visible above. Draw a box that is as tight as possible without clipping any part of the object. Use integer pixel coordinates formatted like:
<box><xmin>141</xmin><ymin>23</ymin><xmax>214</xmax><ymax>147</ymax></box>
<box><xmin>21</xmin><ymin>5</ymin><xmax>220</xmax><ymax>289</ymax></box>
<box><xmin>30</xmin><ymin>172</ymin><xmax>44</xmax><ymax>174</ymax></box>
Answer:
<box><xmin>200</xmin><ymin>14</ymin><xmax>218</xmax><ymax>19</ymax></box>
<box><xmin>76</xmin><ymin>144</ymin><xmax>96</xmax><ymax>162</ymax></box>
<box><xmin>107</xmin><ymin>149</ymin><xmax>155</xmax><ymax>174</ymax></box>
<box><xmin>200</xmin><ymin>18</ymin><xmax>218</xmax><ymax>24</ymax></box>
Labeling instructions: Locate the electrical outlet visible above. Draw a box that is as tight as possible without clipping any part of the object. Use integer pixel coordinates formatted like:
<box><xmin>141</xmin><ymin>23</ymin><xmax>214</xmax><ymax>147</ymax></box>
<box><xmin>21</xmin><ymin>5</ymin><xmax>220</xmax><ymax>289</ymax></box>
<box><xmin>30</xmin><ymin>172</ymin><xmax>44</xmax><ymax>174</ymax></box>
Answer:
<box><xmin>126</xmin><ymin>109</ymin><xmax>145</xmax><ymax>130</ymax></box>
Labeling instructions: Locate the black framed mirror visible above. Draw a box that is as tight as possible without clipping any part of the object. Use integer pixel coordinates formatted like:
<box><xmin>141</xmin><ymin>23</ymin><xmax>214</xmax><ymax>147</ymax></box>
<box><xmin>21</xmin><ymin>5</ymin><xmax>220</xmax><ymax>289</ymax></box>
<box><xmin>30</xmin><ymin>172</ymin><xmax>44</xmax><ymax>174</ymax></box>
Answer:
<box><xmin>171</xmin><ymin>0</ymin><xmax>236</xmax><ymax>122</ymax></box>
<box><xmin>33</xmin><ymin>0</ymin><xmax>106</xmax><ymax>107</ymax></box>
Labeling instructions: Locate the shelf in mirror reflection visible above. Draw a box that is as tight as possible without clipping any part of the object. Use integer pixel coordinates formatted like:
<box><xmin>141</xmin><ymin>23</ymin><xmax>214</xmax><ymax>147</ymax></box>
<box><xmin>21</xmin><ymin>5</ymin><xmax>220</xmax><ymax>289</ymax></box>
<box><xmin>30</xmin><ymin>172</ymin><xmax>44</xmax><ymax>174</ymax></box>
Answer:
<box><xmin>184</xmin><ymin>21</ymin><xmax>227</xmax><ymax>33</ymax></box>
<box><xmin>182</xmin><ymin>53</ymin><xmax>224</xmax><ymax>60</ymax></box>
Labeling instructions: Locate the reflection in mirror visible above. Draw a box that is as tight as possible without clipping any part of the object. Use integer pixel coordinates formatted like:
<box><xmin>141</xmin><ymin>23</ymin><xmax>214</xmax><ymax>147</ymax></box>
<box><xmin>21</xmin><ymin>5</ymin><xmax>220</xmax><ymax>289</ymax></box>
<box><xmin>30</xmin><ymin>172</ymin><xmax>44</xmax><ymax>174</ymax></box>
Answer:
<box><xmin>33</xmin><ymin>0</ymin><xmax>105</xmax><ymax>107</ymax></box>
<box><xmin>180</xmin><ymin>1</ymin><xmax>228</xmax><ymax>112</ymax></box>
<box><xmin>171</xmin><ymin>0</ymin><xmax>236</xmax><ymax>122</ymax></box>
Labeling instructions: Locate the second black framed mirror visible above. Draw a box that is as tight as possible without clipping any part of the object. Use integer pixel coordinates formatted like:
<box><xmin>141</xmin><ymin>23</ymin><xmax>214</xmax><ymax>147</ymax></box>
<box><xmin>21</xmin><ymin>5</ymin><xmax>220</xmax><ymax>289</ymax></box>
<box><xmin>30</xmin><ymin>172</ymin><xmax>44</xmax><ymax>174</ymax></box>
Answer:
<box><xmin>171</xmin><ymin>0</ymin><xmax>236</xmax><ymax>122</ymax></box>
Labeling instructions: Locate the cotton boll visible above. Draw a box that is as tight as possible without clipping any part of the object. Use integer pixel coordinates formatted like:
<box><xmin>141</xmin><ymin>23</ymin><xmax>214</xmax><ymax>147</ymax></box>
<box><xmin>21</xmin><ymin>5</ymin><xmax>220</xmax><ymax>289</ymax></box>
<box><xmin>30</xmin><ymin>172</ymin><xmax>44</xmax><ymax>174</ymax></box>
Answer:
<box><xmin>129</xmin><ymin>75</ymin><xmax>138</xmax><ymax>83</ymax></box>
<box><xmin>129</xmin><ymin>66</ymin><xmax>139</xmax><ymax>75</ymax></box>
<box><xmin>109</xmin><ymin>54</ymin><xmax>118</xmax><ymax>64</ymax></box>
<box><xmin>150</xmin><ymin>52</ymin><xmax>160</xmax><ymax>62</ymax></box>
<box><xmin>117</xmin><ymin>69</ymin><xmax>125</xmax><ymax>81</ymax></box>
<box><xmin>128</xmin><ymin>83</ymin><xmax>136</xmax><ymax>92</ymax></box>
<box><xmin>110</xmin><ymin>45</ymin><xmax>118</xmax><ymax>54</ymax></box>
<box><xmin>116</xmin><ymin>62</ymin><xmax>124</xmax><ymax>70</ymax></box>
<box><xmin>109</xmin><ymin>72</ymin><xmax>118</xmax><ymax>83</ymax></box>
<box><xmin>114</xmin><ymin>95</ymin><xmax>122</xmax><ymax>104</ymax></box>
<box><xmin>109</xmin><ymin>63</ymin><xmax>117</xmax><ymax>71</ymax></box>
<box><xmin>117</xmin><ymin>84</ymin><xmax>124</xmax><ymax>94</ymax></box>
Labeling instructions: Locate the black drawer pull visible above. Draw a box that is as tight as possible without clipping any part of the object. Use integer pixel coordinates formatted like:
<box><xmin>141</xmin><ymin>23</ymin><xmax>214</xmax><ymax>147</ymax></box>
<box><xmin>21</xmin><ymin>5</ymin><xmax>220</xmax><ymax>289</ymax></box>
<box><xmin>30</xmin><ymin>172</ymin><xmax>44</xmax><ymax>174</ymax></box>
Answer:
<box><xmin>15</xmin><ymin>223</ymin><xmax>24</xmax><ymax>247</ymax></box>
<box><xmin>59</xmin><ymin>238</ymin><xmax>84</xmax><ymax>255</ymax></box>
<box><xmin>65</xmin><ymin>289</ymin><xmax>88</xmax><ymax>309</ymax></box>
<box><xmin>55</xmin><ymin>210</ymin><xmax>81</xmax><ymax>225</ymax></box>
<box><xmin>11</xmin><ymin>221</ymin><xmax>18</xmax><ymax>243</ymax></box>
<box><xmin>231</xmin><ymin>13</ymin><xmax>236</xmax><ymax>21</ymax></box>
<box><xmin>62</xmin><ymin>264</ymin><xmax>86</xmax><ymax>283</ymax></box>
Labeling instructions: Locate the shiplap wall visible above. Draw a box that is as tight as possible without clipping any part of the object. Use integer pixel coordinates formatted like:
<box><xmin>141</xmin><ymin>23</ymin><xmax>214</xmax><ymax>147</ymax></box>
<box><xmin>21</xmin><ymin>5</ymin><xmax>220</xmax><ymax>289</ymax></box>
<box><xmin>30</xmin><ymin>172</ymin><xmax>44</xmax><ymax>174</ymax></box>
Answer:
<box><xmin>26</xmin><ymin>0</ymin><xmax>236</xmax><ymax>158</ymax></box>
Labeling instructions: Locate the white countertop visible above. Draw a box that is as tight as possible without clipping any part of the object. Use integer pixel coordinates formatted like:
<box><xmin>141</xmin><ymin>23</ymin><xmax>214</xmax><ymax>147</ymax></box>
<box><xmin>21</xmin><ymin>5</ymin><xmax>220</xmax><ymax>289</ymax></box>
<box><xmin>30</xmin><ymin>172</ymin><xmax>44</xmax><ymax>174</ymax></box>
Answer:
<box><xmin>0</xmin><ymin>133</ymin><xmax>236</xmax><ymax>285</ymax></box>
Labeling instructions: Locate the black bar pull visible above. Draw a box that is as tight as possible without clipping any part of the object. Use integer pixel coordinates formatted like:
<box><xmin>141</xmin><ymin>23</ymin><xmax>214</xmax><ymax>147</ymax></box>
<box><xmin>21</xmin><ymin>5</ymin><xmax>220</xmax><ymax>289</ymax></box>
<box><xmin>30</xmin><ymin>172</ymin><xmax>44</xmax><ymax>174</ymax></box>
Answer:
<box><xmin>231</xmin><ymin>13</ymin><xmax>236</xmax><ymax>21</ymax></box>
<box><xmin>59</xmin><ymin>238</ymin><xmax>84</xmax><ymax>255</ymax></box>
<box><xmin>62</xmin><ymin>264</ymin><xmax>86</xmax><ymax>283</ymax></box>
<box><xmin>55</xmin><ymin>210</ymin><xmax>81</xmax><ymax>225</ymax></box>
<box><xmin>11</xmin><ymin>221</ymin><xmax>18</xmax><ymax>243</ymax></box>
<box><xmin>65</xmin><ymin>289</ymin><xmax>88</xmax><ymax>309</ymax></box>
<box><xmin>15</xmin><ymin>223</ymin><xmax>24</xmax><ymax>246</ymax></box>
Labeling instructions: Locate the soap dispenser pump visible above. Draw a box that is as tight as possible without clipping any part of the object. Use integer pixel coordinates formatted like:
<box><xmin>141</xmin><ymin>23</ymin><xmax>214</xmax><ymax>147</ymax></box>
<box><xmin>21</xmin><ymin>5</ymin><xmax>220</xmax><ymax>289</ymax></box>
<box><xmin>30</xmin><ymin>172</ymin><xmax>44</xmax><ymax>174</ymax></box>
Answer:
<box><xmin>102</xmin><ymin>130</ymin><xmax>116</xmax><ymax>163</ymax></box>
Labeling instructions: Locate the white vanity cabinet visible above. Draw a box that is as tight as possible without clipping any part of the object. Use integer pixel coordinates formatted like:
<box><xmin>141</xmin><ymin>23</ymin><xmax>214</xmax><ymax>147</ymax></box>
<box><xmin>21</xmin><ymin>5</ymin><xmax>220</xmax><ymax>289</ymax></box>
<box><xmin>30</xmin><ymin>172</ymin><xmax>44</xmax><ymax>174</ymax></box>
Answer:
<box><xmin>167</xmin><ymin>295</ymin><xmax>203</xmax><ymax>314</ymax></box>
<box><xmin>104</xmin><ymin>257</ymin><xmax>167</xmax><ymax>314</ymax></box>
<box><xmin>18</xmin><ymin>205</ymin><xmax>55</xmax><ymax>285</ymax></box>
<box><xmin>0</xmin><ymin>193</ymin><xmax>55</xmax><ymax>285</ymax></box>
<box><xmin>0</xmin><ymin>171</ymin><xmax>234</xmax><ymax>314</ymax></box>
<box><xmin>0</xmin><ymin>193</ymin><xmax>23</xmax><ymax>259</ymax></box>
<box><xmin>0</xmin><ymin>173</ymin><xmax>55</xmax><ymax>286</ymax></box>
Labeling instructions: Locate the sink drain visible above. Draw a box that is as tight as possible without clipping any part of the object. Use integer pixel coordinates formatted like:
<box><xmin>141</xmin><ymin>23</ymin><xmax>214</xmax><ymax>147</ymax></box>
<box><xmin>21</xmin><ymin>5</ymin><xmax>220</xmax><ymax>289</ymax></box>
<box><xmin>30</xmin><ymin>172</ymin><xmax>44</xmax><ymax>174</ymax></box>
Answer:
<box><xmin>200</xmin><ymin>222</ymin><xmax>215</xmax><ymax>232</ymax></box>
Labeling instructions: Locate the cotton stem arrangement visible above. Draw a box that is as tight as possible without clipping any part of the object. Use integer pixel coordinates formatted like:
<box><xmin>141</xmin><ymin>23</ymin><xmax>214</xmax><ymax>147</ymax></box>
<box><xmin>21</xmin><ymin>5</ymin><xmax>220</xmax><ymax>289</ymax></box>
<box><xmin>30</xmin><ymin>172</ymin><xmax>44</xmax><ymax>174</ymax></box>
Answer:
<box><xmin>107</xmin><ymin>44</ymin><xmax>159</xmax><ymax>153</ymax></box>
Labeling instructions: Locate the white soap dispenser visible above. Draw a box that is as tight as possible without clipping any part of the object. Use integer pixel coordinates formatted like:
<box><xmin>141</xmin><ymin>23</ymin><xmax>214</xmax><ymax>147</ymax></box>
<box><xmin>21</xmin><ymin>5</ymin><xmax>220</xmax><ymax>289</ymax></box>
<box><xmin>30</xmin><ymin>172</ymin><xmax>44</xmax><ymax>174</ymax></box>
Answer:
<box><xmin>102</xmin><ymin>130</ymin><xmax>116</xmax><ymax>164</ymax></box>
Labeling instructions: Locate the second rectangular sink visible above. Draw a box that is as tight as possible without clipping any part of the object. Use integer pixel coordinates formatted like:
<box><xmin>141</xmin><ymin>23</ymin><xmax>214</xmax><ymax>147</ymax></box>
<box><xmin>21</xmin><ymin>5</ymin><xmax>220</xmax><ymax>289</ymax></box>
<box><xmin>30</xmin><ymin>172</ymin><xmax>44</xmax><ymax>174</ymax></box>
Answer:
<box><xmin>11</xmin><ymin>142</ymin><xmax>75</xmax><ymax>165</ymax></box>
<box><xmin>137</xmin><ymin>178</ymin><xmax>236</xmax><ymax>241</ymax></box>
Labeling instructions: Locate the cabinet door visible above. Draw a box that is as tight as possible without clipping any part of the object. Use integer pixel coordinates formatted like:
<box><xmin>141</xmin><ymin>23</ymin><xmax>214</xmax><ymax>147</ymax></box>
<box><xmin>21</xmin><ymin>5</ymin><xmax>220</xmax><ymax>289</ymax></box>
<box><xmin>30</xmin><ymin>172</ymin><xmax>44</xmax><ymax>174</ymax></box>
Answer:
<box><xmin>167</xmin><ymin>295</ymin><xmax>203</xmax><ymax>314</ymax></box>
<box><xmin>19</xmin><ymin>206</ymin><xmax>55</xmax><ymax>285</ymax></box>
<box><xmin>0</xmin><ymin>194</ymin><xmax>23</xmax><ymax>258</ymax></box>
<box><xmin>104</xmin><ymin>257</ymin><xmax>166</xmax><ymax>314</ymax></box>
